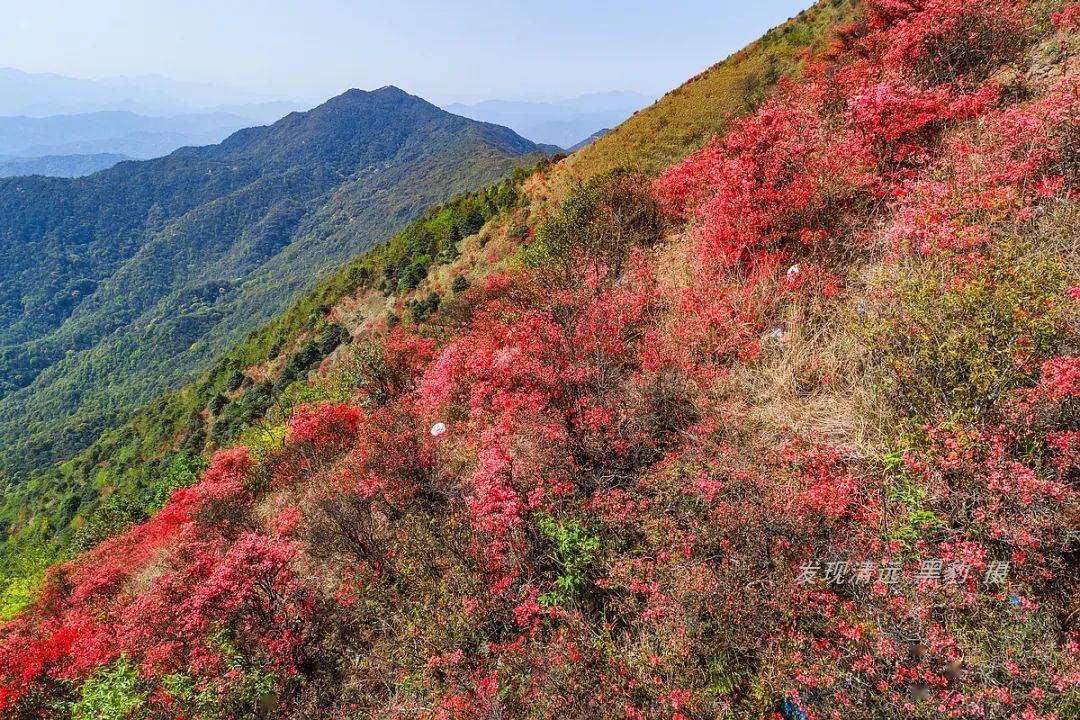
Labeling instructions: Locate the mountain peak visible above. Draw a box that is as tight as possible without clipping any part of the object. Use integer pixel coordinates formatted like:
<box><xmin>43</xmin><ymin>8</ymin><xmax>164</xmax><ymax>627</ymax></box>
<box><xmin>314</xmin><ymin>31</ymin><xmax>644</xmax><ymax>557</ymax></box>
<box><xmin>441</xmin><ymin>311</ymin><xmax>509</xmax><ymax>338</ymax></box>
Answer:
<box><xmin>301</xmin><ymin>85</ymin><xmax>436</xmax><ymax>119</ymax></box>
<box><xmin>373</xmin><ymin>84</ymin><xmax>408</xmax><ymax>96</ymax></box>
<box><xmin>200</xmin><ymin>85</ymin><xmax>542</xmax><ymax>165</ymax></box>
<box><xmin>328</xmin><ymin>85</ymin><xmax>415</xmax><ymax>104</ymax></box>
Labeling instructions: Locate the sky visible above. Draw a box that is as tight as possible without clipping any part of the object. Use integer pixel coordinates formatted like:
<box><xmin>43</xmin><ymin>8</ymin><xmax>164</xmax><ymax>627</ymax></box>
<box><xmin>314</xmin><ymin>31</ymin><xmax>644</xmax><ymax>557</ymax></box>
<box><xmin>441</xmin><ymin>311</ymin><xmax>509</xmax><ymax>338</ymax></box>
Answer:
<box><xmin>1</xmin><ymin>0</ymin><xmax>815</xmax><ymax>104</ymax></box>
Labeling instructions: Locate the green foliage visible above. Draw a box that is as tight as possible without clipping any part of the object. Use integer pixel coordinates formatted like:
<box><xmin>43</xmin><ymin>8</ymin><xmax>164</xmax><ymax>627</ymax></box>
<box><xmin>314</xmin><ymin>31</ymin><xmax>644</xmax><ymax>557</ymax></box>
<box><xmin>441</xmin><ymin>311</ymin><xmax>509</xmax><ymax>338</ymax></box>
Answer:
<box><xmin>865</xmin><ymin>239</ymin><xmax>1070</xmax><ymax>427</ymax></box>
<box><xmin>0</xmin><ymin>88</ymin><xmax>547</xmax><ymax>487</ymax></box>
<box><xmin>71</xmin><ymin>657</ymin><xmax>145</xmax><ymax>720</ymax></box>
<box><xmin>161</xmin><ymin>632</ymin><xmax>278</xmax><ymax>718</ymax></box>
<box><xmin>527</xmin><ymin>169</ymin><xmax>665</xmax><ymax>286</ymax></box>
<box><xmin>406</xmin><ymin>292</ymin><xmax>442</xmax><ymax>323</ymax></box>
<box><xmin>451</xmin><ymin>275</ymin><xmax>469</xmax><ymax>294</ymax></box>
<box><xmin>339</xmin><ymin>338</ymin><xmax>409</xmax><ymax>410</ymax></box>
<box><xmin>0</xmin><ymin>527</ymin><xmax>59</xmax><ymax>620</ymax></box>
<box><xmin>71</xmin><ymin>451</ymin><xmax>208</xmax><ymax>553</ymax></box>
<box><xmin>0</xmin><ymin>165</ymin><xmax>543</xmax><ymax>609</ymax></box>
<box><xmin>149</xmin><ymin>453</ymin><xmax>208</xmax><ymax>508</ymax></box>
<box><xmin>382</xmin><ymin>165</ymin><xmax>531</xmax><ymax>294</ymax></box>
<box><xmin>537</xmin><ymin>515</ymin><xmax>600</xmax><ymax>607</ymax></box>
<box><xmin>72</xmin><ymin>490</ymin><xmax>147</xmax><ymax>554</ymax></box>
<box><xmin>211</xmin><ymin>630</ymin><xmax>280</xmax><ymax>718</ymax></box>
<box><xmin>705</xmin><ymin>657</ymin><xmax>744</xmax><ymax>698</ymax></box>
<box><xmin>883</xmin><ymin>447</ymin><xmax>946</xmax><ymax>545</ymax></box>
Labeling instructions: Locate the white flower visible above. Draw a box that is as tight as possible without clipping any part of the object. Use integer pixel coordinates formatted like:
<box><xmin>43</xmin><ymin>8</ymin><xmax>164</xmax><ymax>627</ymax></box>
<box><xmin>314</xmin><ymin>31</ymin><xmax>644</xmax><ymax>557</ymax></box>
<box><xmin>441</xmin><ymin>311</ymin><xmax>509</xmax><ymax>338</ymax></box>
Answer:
<box><xmin>767</xmin><ymin>327</ymin><xmax>784</xmax><ymax>342</ymax></box>
<box><xmin>786</xmin><ymin>264</ymin><xmax>801</xmax><ymax>278</ymax></box>
<box><xmin>430</xmin><ymin>422</ymin><xmax>447</xmax><ymax>437</ymax></box>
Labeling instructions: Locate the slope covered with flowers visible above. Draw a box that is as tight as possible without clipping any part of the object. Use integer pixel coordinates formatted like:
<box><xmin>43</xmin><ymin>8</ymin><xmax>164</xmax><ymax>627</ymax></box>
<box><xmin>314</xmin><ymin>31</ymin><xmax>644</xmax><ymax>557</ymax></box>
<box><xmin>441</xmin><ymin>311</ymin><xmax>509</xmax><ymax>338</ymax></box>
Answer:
<box><xmin>2</xmin><ymin>1</ymin><xmax>1078</xmax><ymax>718</ymax></box>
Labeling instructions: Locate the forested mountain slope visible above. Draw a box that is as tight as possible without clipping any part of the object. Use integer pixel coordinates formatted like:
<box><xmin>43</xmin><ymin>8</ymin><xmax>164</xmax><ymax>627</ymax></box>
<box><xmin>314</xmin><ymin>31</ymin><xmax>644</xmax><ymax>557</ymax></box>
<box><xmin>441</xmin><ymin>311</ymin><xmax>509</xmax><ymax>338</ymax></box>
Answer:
<box><xmin>0</xmin><ymin>86</ymin><xmax>547</xmax><ymax>483</ymax></box>
<box><xmin>3</xmin><ymin>0</ymin><xmax>1078</xmax><ymax>718</ymax></box>
<box><xmin>0</xmin><ymin>167</ymin><xmax>541</xmax><ymax>604</ymax></box>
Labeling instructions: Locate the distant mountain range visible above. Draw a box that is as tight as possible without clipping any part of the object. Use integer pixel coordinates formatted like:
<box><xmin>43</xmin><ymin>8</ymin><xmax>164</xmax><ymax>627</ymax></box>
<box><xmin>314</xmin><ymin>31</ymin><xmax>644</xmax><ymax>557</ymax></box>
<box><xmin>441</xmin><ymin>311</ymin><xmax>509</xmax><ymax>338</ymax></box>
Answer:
<box><xmin>444</xmin><ymin>91</ymin><xmax>654</xmax><ymax>148</ymax></box>
<box><xmin>0</xmin><ymin>110</ymin><xmax>281</xmax><ymax>157</ymax></box>
<box><xmin>0</xmin><ymin>153</ymin><xmax>128</xmax><ymax>178</ymax></box>
<box><xmin>0</xmin><ymin>67</ymin><xmax>306</xmax><ymax>117</ymax></box>
<box><xmin>0</xmin><ymin>85</ymin><xmax>550</xmax><ymax>480</ymax></box>
<box><xmin>566</xmin><ymin>128</ymin><xmax>611</xmax><ymax>153</ymax></box>
<box><xmin>0</xmin><ymin>72</ymin><xmax>648</xmax><ymax>179</ymax></box>
<box><xmin>0</xmin><ymin>70</ymin><xmax>316</xmax><ymax>177</ymax></box>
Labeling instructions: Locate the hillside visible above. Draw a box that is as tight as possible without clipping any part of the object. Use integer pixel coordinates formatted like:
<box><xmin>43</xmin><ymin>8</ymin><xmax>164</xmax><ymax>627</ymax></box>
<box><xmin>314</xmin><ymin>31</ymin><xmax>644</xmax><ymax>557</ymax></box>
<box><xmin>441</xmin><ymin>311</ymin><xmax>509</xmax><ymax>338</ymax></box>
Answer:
<box><xmin>0</xmin><ymin>86</ymin><xmax>548</xmax><ymax>484</ymax></box>
<box><xmin>0</xmin><ymin>0</ymin><xmax>854</xmax><ymax>585</ymax></box>
<box><xmin>2</xmin><ymin>0</ymin><xmax>1079</xmax><ymax>718</ymax></box>
<box><xmin>544</xmin><ymin>0</ymin><xmax>858</xmax><ymax>192</ymax></box>
<box><xmin>0</xmin><ymin>165</ymin><xmax>541</xmax><ymax>599</ymax></box>
<box><xmin>566</xmin><ymin>128</ymin><xmax>610</xmax><ymax>153</ymax></box>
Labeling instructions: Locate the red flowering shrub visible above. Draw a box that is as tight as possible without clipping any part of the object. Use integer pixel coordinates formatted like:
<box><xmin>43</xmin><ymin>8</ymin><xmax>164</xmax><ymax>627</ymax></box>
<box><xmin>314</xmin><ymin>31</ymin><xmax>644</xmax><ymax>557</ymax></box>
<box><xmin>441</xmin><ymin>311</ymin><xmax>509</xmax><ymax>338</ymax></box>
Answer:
<box><xmin>868</xmin><ymin>0</ymin><xmax>1030</xmax><ymax>82</ymax></box>
<box><xmin>655</xmin><ymin>89</ymin><xmax>875</xmax><ymax>268</ymax></box>
<box><xmin>286</xmin><ymin>401</ymin><xmax>363</xmax><ymax>457</ymax></box>
<box><xmin>1053</xmin><ymin>3</ymin><xmax>1080</xmax><ymax>32</ymax></box>
<box><xmin>3</xmin><ymin>1</ymin><xmax>1078</xmax><ymax>717</ymax></box>
<box><xmin>1030</xmin><ymin>356</ymin><xmax>1080</xmax><ymax>402</ymax></box>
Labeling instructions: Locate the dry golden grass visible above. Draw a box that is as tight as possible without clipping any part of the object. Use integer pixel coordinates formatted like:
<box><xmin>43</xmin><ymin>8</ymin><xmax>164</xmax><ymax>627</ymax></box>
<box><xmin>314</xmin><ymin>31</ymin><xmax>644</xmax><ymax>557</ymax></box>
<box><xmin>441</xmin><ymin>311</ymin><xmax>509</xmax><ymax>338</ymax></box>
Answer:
<box><xmin>739</xmin><ymin>199</ymin><xmax>1080</xmax><ymax>460</ymax></box>
<box><xmin>645</xmin><ymin>228</ymin><xmax>889</xmax><ymax>459</ymax></box>
<box><xmin>542</xmin><ymin>0</ymin><xmax>860</xmax><ymax>201</ymax></box>
<box><xmin>738</xmin><ymin>290</ymin><xmax>890</xmax><ymax>459</ymax></box>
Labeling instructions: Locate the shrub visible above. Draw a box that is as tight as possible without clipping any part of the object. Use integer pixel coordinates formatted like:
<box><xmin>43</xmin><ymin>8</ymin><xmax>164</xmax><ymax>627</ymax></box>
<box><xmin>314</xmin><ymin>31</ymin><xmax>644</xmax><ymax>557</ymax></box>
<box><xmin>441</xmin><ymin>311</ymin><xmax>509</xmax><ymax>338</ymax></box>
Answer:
<box><xmin>536</xmin><ymin>516</ymin><xmax>599</xmax><ymax>607</ymax></box>
<box><xmin>71</xmin><ymin>657</ymin><xmax>144</xmax><ymax>720</ymax></box>
<box><xmin>72</xmin><ymin>490</ymin><xmax>147</xmax><ymax>553</ymax></box>
<box><xmin>868</xmin><ymin>0</ymin><xmax>1030</xmax><ymax>82</ymax></box>
<box><xmin>4</xmin><ymin>2</ymin><xmax>1078</xmax><ymax>718</ymax></box>
<box><xmin>864</xmin><ymin>238</ymin><xmax>1070</xmax><ymax>426</ymax></box>
<box><xmin>528</xmin><ymin>170</ymin><xmax>664</xmax><ymax>287</ymax></box>
<box><xmin>285</xmin><ymin>402</ymin><xmax>363</xmax><ymax>458</ymax></box>
<box><xmin>406</xmin><ymin>291</ymin><xmax>441</xmax><ymax>323</ymax></box>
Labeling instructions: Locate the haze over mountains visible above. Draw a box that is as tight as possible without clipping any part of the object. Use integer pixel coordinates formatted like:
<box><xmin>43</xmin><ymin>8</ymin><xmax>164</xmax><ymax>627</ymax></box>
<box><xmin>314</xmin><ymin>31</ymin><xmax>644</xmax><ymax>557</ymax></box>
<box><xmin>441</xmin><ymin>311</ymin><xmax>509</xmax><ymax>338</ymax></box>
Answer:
<box><xmin>0</xmin><ymin>111</ymin><xmax>288</xmax><ymax>159</ymax></box>
<box><xmin>0</xmin><ymin>111</ymin><xmax>290</xmax><ymax>178</ymax></box>
<box><xmin>0</xmin><ymin>69</ymin><xmax>641</xmax><ymax>179</ymax></box>
<box><xmin>0</xmin><ymin>69</ymin><xmax>312</xmax><ymax>177</ymax></box>
<box><xmin>444</xmin><ymin>91</ymin><xmax>654</xmax><ymax>148</ymax></box>
<box><xmin>0</xmin><ymin>153</ymin><xmax>127</xmax><ymax>178</ymax></box>
<box><xmin>0</xmin><ymin>85</ymin><xmax>550</xmax><ymax>480</ymax></box>
<box><xmin>0</xmin><ymin>67</ymin><xmax>303</xmax><ymax>117</ymax></box>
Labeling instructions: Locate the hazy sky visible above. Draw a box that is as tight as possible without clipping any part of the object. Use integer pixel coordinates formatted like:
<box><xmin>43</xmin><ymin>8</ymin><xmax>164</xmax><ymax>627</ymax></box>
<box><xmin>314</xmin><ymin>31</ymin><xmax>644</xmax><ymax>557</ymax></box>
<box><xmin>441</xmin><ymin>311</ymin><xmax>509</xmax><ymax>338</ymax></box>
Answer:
<box><xmin>2</xmin><ymin>1</ymin><xmax>814</xmax><ymax>103</ymax></box>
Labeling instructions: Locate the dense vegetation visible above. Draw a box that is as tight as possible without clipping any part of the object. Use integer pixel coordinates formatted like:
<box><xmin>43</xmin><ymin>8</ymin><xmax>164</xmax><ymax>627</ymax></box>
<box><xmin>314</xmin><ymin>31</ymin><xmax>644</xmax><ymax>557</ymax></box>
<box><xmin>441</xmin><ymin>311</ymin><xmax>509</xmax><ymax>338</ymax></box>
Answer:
<box><xmin>0</xmin><ymin>165</ymin><xmax>539</xmax><ymax>618</ymax></box>
<box><xmin>2</xmin><ymin>0</ymin><xmax>1080</xmax><ymax>718</ymax></box>
<box><xmin>0</xmin><ymin>86</ymin><xmax>547</xmax><ymax>484</ymax></box>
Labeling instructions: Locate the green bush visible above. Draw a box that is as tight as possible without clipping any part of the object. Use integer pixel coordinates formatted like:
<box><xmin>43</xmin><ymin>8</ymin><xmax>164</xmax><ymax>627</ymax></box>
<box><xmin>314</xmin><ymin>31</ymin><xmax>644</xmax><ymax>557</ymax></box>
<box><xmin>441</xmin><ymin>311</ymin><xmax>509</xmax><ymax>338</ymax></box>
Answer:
<box><xmin>0</xmin><ymin>531</ymin><xmax>59</xmax><ymax>621</ymax></box>
<box><xmin>864</xmin><ymin>239</ymin><xmax>1069</xmax><ymax>428</ymax></box>
<box><xmin>537</xmin><ymin>515</ymin><xmax>600</xmax><ymax>607</ymax></box>
<box><xmin>72</xmin><ymin>657</ymin><xmax>144</xmax><ymax>720</ymax></box>
<box><xmin>72</xmin><ymin>490</ymin><xmax>147</xmax><ymax>553</ymax></box>
<box><xmin>406</xmin><ymin>292</ymin><xmax>441</xmax><ymax>323</ymax></box>
<box><xmin>527</xmin><ymin>169</ymin><xmax>665</xmax><ymax>287</ymax></box>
